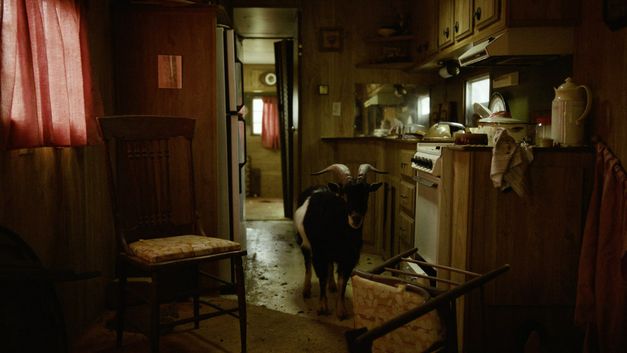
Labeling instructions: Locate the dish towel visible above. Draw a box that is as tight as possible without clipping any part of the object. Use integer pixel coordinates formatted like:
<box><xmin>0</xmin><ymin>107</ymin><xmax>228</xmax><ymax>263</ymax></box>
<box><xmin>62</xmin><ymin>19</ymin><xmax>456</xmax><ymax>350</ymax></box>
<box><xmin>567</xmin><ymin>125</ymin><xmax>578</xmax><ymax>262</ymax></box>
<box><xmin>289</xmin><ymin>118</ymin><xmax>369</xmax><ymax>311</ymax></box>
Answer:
<box><xmin>490</xmin><ymin>128</ymin><xmax>534</xmax><ymax>197</ymax></box>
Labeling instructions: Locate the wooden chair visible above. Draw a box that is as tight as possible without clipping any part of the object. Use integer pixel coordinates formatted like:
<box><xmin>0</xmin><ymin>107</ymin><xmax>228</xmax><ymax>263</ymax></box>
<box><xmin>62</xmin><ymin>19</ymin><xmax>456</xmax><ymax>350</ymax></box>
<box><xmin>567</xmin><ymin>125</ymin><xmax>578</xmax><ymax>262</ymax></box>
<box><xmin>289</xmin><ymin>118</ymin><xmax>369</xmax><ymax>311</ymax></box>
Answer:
<box><xmin>346</xmin><ymin>248</ymin><xmax>510</xmax><ymax>353</ymax></box>
<box><xmin>98</xmin><ymin>115</ymin><xmax>247</xmax><ymax>353</ymax></box>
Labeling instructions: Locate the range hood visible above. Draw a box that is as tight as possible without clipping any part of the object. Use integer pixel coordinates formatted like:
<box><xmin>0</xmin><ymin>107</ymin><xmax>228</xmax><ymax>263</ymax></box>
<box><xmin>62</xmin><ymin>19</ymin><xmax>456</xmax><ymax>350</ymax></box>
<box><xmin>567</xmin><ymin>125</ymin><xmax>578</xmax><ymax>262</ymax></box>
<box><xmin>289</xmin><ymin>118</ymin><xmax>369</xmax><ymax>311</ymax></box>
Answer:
<box><xmin>457</xmin><ymin>27</ymin><xmax>574</xmax><ymax>67</ymax></box>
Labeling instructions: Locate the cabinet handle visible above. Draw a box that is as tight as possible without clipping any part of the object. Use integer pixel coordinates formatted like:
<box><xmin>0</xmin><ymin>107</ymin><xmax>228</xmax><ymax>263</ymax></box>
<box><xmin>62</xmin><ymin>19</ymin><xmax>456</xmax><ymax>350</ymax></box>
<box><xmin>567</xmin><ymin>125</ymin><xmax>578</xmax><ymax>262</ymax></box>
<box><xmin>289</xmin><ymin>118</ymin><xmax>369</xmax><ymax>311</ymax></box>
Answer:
<box><xmin>443</xmin><ymin>27</ymin><xmax>450</xmax><ymax>38</ymax></box>
<box><xmin>474</xmin><ymin>7</ymin><xmax>482</xmax><ymax>21</ymax></box>
<box><xmin>454</xmin><ymin>21</ymin><xmax>459</xmax><ymax>33</ymax></box>
<box><xmin>417</xmin><ymin>178</ymin><xmax>437</xmax><ymax>188</ymax></box>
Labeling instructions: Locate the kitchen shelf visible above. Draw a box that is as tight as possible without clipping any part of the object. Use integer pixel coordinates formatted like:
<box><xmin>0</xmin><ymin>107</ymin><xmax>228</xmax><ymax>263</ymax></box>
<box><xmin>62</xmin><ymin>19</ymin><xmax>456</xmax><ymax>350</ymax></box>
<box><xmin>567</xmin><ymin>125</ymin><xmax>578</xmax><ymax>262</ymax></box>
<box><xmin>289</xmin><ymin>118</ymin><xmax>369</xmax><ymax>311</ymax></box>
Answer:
<box><xmin>358</xmin><ymin>33</ymin><xmax>417</xmax><ymax>71</ymax></box>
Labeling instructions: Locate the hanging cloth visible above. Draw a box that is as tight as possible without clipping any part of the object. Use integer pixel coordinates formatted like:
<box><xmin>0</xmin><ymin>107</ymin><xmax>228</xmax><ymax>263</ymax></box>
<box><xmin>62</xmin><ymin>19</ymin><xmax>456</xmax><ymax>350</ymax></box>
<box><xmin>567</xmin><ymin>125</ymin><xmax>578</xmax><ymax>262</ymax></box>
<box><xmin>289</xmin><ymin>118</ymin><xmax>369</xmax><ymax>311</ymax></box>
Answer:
<box><xmin>261</xmin><ymin>96</ymin><xmax>280</xmax><ymax>150</ymax></box>
<box><xmin>575</xmin><ymin>142</ymin><xmax>627</xmax><ymax>353</ymax></box>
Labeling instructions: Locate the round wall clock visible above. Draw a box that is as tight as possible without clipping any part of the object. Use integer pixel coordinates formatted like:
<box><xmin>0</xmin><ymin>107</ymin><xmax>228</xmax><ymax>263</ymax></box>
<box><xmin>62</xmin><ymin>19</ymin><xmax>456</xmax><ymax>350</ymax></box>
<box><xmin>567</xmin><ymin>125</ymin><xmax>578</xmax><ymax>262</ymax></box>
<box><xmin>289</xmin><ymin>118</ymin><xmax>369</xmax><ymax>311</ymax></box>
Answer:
<box><xmin>262</xmin><ymin>72</ymin><xmax>277</xmax><ymax>86</ymax></box>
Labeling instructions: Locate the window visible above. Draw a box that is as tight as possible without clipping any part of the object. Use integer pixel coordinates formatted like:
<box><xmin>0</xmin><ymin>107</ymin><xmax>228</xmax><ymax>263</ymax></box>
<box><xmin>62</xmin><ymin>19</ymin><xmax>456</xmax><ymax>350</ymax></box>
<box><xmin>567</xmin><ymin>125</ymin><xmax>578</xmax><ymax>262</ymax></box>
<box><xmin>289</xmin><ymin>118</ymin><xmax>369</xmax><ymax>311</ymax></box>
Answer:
<box><xmin>464</xmin><ymin>74</ymin><xmax>490</xmax><ymax>126</ymax></box>
<box><xmin>1</xmin><ymin>0</ymin><xmax>101</xmax><ymax>149</ymax></box>
<box><xmin>251</xmin><ymin>97</ymin><xmax>264</xmax><ymax>135</ymax></box>
<box><xmin>416</xmin><ymin>95</ymin><xmax>430</xmax><ymax>127</ymax></box>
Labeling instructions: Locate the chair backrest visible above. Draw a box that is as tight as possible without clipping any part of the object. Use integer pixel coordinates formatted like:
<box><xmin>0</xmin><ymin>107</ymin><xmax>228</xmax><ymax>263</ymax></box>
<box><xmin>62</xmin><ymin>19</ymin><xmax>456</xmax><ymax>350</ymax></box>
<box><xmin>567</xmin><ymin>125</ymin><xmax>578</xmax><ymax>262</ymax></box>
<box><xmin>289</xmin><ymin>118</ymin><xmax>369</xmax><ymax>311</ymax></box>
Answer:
<box><xmin>98</xmin><ymin>115</ymin><xmax>198</xmax><ymax>252</ymax></box>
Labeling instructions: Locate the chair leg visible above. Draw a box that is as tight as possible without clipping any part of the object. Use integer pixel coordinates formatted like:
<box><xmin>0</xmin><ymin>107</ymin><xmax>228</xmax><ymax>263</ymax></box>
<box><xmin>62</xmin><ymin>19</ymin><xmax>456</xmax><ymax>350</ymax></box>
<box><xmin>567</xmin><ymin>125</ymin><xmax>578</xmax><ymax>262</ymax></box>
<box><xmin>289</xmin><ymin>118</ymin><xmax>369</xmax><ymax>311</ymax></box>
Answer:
<box><xmin>116</xmin><ymin>262</ymin><xmax>127</xmax><ymax>348</ymax></box>
<box><xmin>194</xmin><ymin>265</ymin><xmax>200</xmax><ymax>329</ymax></box>
<box><xmin>150</xmin><ymin>272</ymin><xmax>160</xmax><ymax>353</ymax></box>
<box><xmin>234</xmin><ymin>256</ymin><xmax>247</xmax><ymax>353</ymax></box>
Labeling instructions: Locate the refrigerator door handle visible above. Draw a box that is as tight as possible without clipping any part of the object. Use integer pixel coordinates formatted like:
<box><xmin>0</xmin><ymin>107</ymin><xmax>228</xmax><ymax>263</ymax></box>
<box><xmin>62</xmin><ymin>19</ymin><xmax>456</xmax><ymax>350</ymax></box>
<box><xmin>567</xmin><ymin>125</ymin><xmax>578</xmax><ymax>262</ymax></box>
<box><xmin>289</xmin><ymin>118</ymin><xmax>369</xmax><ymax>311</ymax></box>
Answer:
<box><xmin>237</xmin><ymin>114</ymin><xmax>247</xmax><ymax>168</ymax></box>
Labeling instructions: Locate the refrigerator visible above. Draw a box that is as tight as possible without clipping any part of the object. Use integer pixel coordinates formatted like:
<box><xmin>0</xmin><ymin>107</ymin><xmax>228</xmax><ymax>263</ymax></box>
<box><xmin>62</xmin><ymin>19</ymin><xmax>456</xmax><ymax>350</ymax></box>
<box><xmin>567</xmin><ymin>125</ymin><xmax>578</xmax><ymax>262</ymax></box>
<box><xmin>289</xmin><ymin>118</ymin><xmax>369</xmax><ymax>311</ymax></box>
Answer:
<box><xmin>216</xmin><ymin>25</ymin><xmax>247</xmax><ymax>253</ymax></box>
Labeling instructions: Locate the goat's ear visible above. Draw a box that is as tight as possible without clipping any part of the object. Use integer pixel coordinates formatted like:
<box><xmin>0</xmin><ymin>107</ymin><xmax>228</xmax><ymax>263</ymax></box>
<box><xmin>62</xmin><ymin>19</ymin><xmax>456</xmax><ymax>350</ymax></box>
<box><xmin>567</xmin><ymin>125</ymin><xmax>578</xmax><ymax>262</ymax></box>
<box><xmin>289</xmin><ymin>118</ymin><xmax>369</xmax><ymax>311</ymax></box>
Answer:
<box><xmin>327</xmin><ymin>183</ymin><xmax>342</xmax><ymax>193</ymax></box>
<box><xmin>369</xmin><ymin>182</ymin><xmax>383</xmax><ymax>192</ymax></box>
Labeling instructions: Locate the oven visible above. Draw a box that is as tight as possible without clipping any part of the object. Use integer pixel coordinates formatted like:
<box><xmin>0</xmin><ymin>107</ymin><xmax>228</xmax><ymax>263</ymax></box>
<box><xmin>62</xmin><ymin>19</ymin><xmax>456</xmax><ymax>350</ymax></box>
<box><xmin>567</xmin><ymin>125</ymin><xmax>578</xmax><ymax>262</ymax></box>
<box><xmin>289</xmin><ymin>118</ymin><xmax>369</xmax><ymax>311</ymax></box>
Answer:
<box><xmin>411</xmin><ymin>142</ymin><xmax>452</xmax><ymax>265</ymax></box>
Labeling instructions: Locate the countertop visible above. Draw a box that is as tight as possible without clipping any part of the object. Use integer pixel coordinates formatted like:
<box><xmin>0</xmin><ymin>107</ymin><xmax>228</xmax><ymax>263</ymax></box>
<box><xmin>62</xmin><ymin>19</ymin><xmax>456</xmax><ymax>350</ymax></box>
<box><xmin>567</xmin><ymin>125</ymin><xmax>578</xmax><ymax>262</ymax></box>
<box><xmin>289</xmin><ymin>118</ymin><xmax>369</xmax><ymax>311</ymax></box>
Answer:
<box><xmin>321</xmin><ymin>135</ymin><xmax>421</xmax><ymax>145</ymax></box>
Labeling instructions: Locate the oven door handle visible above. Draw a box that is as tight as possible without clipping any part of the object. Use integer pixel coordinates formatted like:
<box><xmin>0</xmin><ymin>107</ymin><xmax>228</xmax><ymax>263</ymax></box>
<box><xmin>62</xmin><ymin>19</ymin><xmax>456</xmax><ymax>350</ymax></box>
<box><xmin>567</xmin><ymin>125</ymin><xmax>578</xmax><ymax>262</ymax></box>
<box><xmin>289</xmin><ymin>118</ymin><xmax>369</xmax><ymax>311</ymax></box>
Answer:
<box><xmin>414</xmin><ymin>177</ymin><xmax>438</xmax><ymax>188</ymax></box>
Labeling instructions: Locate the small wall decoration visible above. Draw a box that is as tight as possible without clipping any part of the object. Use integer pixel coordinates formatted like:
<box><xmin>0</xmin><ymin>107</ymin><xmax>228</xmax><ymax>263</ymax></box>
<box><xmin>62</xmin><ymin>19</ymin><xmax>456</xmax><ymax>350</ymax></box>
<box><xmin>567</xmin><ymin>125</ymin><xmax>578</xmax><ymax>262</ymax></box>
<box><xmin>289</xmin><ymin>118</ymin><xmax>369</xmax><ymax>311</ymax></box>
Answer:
<box><xmin>318</xmin><ymin>84</ymin><xmax>329</xmax><ymax>95</ymax></box>
<box><xmin>157</xmin><ymin>55</ymin><xmax>182</xmax><ymax>89</ymax></box>
<box><xmin>604</xmin><ymin>0</ymin><xmax>627</xmax><ymax>31</ymax></box>
<box><xmin>319</xmin><ymin>27</ymin><xmax>343</xmax><ymax>52</ymax></box>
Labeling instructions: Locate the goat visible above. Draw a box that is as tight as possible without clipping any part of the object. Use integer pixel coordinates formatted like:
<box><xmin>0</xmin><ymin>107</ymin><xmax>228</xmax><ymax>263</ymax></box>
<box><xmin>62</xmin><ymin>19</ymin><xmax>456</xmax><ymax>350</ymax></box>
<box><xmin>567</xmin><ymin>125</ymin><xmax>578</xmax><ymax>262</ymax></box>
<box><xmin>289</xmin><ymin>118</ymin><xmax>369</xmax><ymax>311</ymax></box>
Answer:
<box><xmin>293</xmin><ymin>163</ymin><xmax>386</xmax><ymax>319</ymax></box>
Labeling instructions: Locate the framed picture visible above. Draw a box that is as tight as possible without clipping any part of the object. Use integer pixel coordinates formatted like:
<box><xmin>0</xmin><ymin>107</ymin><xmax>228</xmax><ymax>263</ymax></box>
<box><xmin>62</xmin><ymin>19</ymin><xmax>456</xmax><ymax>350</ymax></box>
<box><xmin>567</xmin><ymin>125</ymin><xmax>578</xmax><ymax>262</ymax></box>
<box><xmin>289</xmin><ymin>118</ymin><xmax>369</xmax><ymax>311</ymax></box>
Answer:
<box><xmin>319</xmin><ymin>27</ymin><xmax>343</xmax><ymax>52</ymax></box>
<box><xmin>157</xmin><ymin>55</ymin><xmax>182</xmax><ymax>89</ymax></box>
<box><xmin>604</xmin><ymin>0</ymin><xmax>627</xmax><ymax>31</ymax></box>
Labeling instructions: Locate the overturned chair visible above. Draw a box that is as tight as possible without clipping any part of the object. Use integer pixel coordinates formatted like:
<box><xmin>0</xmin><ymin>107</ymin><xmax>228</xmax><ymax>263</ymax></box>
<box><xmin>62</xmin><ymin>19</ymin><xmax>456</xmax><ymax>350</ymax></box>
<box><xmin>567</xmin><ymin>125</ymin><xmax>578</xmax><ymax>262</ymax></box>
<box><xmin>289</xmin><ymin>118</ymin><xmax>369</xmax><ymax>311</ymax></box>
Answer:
<box><xmin>98</xmin><ymin>115</ymin><xmax>247</xmax><ymax>353</ymax></box>
<box><xmin>346</xmin><ymin>248</ymin><xmax>510</xmax><ymax>353</ymax></box>
<box><xmin>0</xmin><ymin>225</ymin><xmax>100</xmax><ymax>353</ymax></box>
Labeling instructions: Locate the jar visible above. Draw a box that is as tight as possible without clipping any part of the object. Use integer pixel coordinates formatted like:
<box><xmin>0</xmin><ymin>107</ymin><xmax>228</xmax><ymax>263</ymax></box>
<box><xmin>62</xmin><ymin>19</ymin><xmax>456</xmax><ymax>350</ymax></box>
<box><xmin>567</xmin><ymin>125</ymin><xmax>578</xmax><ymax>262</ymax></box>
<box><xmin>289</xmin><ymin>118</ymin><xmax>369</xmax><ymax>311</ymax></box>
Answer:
<box><xmin>534</xmin><ymin>115</ymin><xmax>552</xmax><ymax>147</ymax></box>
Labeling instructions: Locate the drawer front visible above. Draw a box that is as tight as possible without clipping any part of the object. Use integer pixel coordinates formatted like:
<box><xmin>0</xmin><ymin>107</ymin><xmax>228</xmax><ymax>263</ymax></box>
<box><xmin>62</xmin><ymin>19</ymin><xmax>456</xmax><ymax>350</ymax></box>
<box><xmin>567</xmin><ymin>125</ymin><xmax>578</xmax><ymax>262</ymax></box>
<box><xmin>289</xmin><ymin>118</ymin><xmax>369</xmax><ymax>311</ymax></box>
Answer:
<box><xmin>398</xmin><ymin>211</ymin><xmax>415</xmax><ymax>246</ymax></box>
<box><xmin>399</xmin><ymin>180</ymin><xmax>416</xmax><ymax>212</ymax></box>
<box><xmin>400</xmin><ymin>150</ymin><xmax>416</xmax><ymax>178</ymax></box>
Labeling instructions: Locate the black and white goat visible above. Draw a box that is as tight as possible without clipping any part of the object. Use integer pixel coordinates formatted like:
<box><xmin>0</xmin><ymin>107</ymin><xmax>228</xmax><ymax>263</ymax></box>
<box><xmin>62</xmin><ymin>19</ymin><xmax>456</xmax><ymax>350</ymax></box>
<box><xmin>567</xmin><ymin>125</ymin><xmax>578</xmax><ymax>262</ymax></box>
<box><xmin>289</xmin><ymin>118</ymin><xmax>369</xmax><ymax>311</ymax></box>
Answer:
<box><xmin>293</xmin><ymin>163</ymin><xmax>386</xmax><ymax>319</ymax></box>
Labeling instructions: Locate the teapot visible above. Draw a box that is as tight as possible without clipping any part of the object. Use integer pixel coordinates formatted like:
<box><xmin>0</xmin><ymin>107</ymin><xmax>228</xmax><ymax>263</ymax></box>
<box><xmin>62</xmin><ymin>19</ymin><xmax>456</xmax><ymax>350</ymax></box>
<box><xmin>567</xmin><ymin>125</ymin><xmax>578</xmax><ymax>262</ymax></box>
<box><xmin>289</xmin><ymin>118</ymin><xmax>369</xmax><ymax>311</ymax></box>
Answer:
<box><xmin>550</xmin><ymin>77</ymin><xmax>591</xmax><ymax>146</ymax></box>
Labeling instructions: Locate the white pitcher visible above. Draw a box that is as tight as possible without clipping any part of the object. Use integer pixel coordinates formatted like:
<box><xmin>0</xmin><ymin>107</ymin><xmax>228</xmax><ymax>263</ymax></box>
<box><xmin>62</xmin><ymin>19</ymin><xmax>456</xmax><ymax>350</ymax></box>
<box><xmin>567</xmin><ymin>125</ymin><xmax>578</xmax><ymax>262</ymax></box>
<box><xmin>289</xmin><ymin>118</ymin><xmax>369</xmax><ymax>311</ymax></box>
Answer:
<box><xmin>551</xmin><ymin>77</ymin><xmax>592</xmax><ymax>146</ymax></box>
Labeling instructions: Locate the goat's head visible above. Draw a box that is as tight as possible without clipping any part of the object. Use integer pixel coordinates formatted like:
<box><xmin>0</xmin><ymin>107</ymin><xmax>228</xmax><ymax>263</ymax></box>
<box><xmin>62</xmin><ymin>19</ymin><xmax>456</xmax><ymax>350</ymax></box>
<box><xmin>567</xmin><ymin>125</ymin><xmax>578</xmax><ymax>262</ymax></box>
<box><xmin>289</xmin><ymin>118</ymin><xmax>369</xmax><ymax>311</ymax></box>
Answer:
<box><xmin>312</xmin><ymin>163</ymin><xmax>386</xmax><ymax>229</ymax></box>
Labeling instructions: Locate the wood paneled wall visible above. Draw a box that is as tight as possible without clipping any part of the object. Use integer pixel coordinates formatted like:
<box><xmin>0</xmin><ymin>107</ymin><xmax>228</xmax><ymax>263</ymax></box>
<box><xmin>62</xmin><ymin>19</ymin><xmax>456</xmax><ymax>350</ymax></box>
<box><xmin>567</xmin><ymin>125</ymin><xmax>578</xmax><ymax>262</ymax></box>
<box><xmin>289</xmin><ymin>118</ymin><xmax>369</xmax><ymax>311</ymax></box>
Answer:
<box><xmin>112</xmin><ymin>6</ymin><xmax>219</xmax><ymax>235</ymax></box>
<box><xmin>575</xmin><ymin>0</ymin><xmax>627</xmax><ymax>162</ymax></box>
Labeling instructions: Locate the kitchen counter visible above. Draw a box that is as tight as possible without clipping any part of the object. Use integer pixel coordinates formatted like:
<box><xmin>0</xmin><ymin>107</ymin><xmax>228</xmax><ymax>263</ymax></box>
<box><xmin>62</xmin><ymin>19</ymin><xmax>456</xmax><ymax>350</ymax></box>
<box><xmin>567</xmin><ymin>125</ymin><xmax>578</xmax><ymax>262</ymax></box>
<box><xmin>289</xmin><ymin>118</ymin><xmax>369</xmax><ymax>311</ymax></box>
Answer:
<box><xmin>446</xmin><ymin>144</ymin><xmax>593</xmax><ymax>152</ymax></box>
<box><xmin>321</xmin><ymin>135</ymin><xmax>421</xmax><ymax>145</ymax></box>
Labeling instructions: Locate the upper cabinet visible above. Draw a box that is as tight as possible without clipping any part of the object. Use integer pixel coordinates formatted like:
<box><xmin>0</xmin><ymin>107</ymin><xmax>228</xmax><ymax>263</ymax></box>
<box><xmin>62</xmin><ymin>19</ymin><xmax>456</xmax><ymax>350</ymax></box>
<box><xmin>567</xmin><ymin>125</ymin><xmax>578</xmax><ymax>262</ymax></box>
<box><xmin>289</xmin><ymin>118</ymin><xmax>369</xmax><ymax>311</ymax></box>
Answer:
<box><xmin>437</xmin><ymin>0</ymin><xmax>473</xmax><ymax>49</ymax></box>
<box><xmin>415</xmin><ymin>0</ymin><xmax>580</xmax><ymax>69</ymax></box>
<box><xmin>363</xmin><ymin>0</ymin><xmax>580</xmax><ymax>71</ymax></box>
<box><xmin>473</xmin><ymin>0</ymin><xmax>502</xmax><ymax>31</ymax></box>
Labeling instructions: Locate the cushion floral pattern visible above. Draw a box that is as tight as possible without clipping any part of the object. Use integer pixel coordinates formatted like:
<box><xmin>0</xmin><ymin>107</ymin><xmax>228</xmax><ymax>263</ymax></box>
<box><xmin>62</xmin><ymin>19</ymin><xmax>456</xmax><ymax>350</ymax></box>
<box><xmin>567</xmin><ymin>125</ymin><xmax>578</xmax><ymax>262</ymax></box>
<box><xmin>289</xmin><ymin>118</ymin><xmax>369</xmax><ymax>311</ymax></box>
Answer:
<box><xmin>128</xmin><ymin>235</ymin><xmax>241</xmax><ymax>263</ymax></box>
<box><xmin>351</xmin><ymin>275</ymin><xmax>445</xmax><ymax>353</ymax></box>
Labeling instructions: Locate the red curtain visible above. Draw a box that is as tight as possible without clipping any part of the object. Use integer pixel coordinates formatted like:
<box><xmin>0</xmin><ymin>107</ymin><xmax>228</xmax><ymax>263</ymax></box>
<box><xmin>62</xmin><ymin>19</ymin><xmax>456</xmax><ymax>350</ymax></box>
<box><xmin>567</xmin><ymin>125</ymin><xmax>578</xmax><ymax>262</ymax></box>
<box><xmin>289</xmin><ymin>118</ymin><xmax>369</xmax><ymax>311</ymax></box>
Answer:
<box><xmin>261</xmin><ymin>96</ymin><xmax>280</xmax><ymax>150</ymax></box>
<box><xmin>1</xmin><ymin>0</ymin><xmax>101</xmax><ymax>149</ymax></box>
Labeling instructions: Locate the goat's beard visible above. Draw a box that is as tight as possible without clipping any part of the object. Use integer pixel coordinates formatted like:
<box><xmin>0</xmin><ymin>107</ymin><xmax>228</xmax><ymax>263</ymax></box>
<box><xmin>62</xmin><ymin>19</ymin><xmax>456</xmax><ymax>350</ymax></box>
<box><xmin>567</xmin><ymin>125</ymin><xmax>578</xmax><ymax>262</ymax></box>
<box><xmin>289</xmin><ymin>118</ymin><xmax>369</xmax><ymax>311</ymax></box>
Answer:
<box><xmin>348</xmin><ymin>215</ymin><xmax>363</xmax><ymax>229</ymax></box>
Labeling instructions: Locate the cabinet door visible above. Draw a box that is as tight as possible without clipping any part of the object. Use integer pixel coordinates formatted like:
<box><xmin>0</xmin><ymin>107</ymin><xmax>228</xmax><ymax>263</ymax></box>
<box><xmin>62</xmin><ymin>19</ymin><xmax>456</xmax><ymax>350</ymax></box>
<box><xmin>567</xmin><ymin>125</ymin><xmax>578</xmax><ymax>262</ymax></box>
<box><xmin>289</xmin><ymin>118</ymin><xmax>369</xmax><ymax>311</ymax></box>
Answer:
<box><xmin>473</xmin><ymin>0</ymin><xmax>501</xmax><ymax>30</ymax></box>
<box><xmin>399</xmin><ymin>180</ymin><xmax>416</xmax><ymax>213</ymax></box>
<box><xmin>438</xmin><ymin>0</ymin><xmax>454</xmax><ymax>48</ymax></box>
<box><xmin>453</xmin><ymin>0</ymin><xmax>473</xmax><ymax>42</ymax></box>
<box><xmin>398</xmin><ymin>211</ymin><xmax>415</xmax><ymax>252</ymax></box>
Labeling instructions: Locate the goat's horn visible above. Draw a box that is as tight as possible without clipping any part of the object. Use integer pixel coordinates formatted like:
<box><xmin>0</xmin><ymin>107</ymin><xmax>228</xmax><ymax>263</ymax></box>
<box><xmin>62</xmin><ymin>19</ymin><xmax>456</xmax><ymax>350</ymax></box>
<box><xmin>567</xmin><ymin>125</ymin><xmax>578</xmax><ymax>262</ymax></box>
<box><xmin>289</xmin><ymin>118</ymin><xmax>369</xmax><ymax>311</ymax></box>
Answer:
<box><xmin>312</xmin><ymin>164</ymin><xmax>353</xmax><ymax>184</ymax></box>
<box><xmin>357</xmin><ymin>164</ymin><xmax>387</xmax><ymax>181</ymax></box>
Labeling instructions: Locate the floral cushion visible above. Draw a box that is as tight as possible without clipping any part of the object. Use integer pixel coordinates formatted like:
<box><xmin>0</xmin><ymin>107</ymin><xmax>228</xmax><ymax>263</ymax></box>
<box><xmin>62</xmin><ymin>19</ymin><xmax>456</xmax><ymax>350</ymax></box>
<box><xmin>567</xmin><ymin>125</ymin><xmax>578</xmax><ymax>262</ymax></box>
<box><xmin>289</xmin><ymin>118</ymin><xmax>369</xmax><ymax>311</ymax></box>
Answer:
<box><xmin>128</xmin><ymin>235</ymin><xmax>241</xmax><ymax>263</ymax></box>
<box><xmin>351</xmin><ymin>275</ymin><xmax>445</xmax><ymax>353</ymax></box>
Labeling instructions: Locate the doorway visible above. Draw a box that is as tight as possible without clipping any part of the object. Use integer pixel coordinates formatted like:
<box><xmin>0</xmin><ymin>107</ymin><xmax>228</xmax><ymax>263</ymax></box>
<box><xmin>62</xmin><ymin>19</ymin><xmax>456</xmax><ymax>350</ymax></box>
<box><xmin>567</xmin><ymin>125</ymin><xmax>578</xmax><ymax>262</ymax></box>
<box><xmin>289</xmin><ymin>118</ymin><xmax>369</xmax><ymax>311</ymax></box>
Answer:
<box><xmin>234</xmin><ymin>8</ymin><xmax>298</xmax><ymax>221</ymax></box>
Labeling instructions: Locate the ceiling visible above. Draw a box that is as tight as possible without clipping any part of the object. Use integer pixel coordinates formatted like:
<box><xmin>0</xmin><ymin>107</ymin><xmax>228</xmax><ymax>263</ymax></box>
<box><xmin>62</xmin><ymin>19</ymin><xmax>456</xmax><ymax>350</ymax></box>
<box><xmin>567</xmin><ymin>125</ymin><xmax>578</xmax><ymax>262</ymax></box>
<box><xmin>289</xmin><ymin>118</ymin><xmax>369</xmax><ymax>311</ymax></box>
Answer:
<box><xmin>233</xmin><ymin>8</ymin><xmax>298</xmax><ymax>64</ymax></box>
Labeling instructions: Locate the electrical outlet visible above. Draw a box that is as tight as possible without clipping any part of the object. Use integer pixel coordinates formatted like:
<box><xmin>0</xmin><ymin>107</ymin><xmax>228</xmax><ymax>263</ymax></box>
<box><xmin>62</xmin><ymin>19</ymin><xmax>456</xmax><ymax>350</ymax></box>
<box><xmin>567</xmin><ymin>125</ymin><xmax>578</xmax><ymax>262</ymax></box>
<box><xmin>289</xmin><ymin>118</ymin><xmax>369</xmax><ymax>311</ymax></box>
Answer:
<box><xmin>332</xmin><ymin>102</ymin><xmax>341</xmax><ymax>116</ymax></box>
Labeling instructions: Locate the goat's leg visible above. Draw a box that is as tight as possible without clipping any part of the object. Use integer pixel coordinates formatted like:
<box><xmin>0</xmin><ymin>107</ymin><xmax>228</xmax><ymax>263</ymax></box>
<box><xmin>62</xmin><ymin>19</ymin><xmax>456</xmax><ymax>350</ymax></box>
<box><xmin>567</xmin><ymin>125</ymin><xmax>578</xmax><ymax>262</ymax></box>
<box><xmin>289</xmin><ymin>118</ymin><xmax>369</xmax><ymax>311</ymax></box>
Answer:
<box><xmin>335</xmin><ymin>273</ymin><xmax>349</xmax><ymax>320</ymax></box>
<box><xmin>335</xmin><ymin>264</ymin><xmax>355</xmax><ymax>320</ymax></box>
<box><xmin>301</xmin><ymin>245</ymin><xmax>312</xmax><ymax>298</ymax></box>
<box><xmin>327</xmin><ymin>262</ymin><xmax>337</xmax><ymax>293</ymax></box>
<box><xmin>312</xmin><ymin>258</ymin><xmax>330</xmax><ymax>315</ymax></box>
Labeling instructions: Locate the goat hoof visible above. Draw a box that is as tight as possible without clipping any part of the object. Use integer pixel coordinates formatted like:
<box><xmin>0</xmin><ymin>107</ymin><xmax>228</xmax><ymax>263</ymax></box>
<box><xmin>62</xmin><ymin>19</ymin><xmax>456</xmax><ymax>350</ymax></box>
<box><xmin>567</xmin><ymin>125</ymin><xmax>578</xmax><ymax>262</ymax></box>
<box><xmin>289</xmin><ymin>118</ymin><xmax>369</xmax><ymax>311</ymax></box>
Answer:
<box><xmin>328</xmin><ymin>283</ymin><xmax>337</xmax><ymax>293</ymax></box>
<box><xmin>317</xmin><ymin>308</ymin><xmax>330</xmax><ymax>316</ymax></box>
<box><xmin>302</xmin><ymin>289</ymin><xmax>311</xmax><ymax>299</ymax></box>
